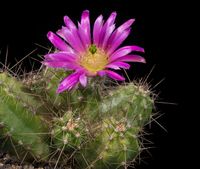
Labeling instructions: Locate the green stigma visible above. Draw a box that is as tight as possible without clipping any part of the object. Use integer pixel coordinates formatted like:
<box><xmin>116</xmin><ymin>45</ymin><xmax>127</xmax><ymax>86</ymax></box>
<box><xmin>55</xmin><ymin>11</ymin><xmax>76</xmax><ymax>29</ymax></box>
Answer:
<box><xmin>89</xmin><ymin>44</ymin><xmax>97</xmax><ymax>54</ymax></box>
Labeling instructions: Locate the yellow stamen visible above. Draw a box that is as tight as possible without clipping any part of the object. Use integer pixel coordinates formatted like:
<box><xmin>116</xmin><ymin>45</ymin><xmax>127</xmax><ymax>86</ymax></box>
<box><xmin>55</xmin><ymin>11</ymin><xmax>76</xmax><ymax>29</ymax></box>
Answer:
<box><xmin>79</xmin><ymin>46</ymin><xmax>108</xmax><ymax>74</ymax></box>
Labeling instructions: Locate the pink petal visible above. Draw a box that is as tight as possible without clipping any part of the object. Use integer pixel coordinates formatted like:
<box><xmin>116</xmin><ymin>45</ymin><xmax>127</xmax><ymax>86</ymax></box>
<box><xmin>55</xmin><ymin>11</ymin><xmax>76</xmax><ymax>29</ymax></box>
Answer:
<box><xmin>107</xmin><ymin>28</ymin><xmax>131</xmax><ymax>55</ymax></box>
<box><xmin>106</xmin><ymin>61</ymin><xmax>130</xmax><ymax>70</ymax></box>
<box><xmin>106</xmin><ymin>70</ymin><xmax>125</xmax><ymax>81</ymax></box>
<box><xmin>57</xmin><ymin>26</ymin><xmax>85</xmax><ymax>52</ymax></box>
<box><xmin>93</xmin><ymin>15</ymin><xmax>104</xmax><ymax>46</ymax></box>
<box><xmin>114</xmin><ymin>55</ymin><xmax>146</xmax><ymax>63</ymax></box>
<box><xmin>44</xmin><ymin>52</ymin><xmax>77</xmax><ymax>62</ymax></box>
<box><xmin>42</xmin><ymin>61</ymin><xmax>80</xmax><ymax>70</ymax></box>
<box><xmin>108</xmin><ymin>19</ymin><xmax>135</xmax><ymax>45</ymax></box>
<box><xmin>106</xmin><ymin>64</ymin><xmax>120</xmax><ymax>70</ymax></box>
<box><xmin>63</xmin><ymin>16</ymin><xmax>87</xmax><ymax>51</ymax></box>
<box><xmin>99</xmin><ymin>12</ymin><xmax>117</xmax><ymax>47</ymax></box>
<box><xmin>97</xmin><ymin>70</ymin><xmax>106</xmax><ymax>77</ymax></box>
<box><xmin>78</xmin><ymin>10</ymin><xmax>91</xmax><ymax>47</ymax></box>
<box><xmin>64</xmin><ymin>16</ymin><xmax>77</xmax><ymax>31</ymax></box>
<box><xmin>109</xmin><ymin>46</ymin><xmax>145</xmax><ymax>62</ymax></box>
<box><xmin>57</xmin><ymin>71</ymin><xmax>82</xmax><ymax>93</ymax></box>
<box><xmin>79</xmin><ymin>74</ymin><xmax>87</xmax><ymax>87</ymax></box>
<box><xmin>78</xmin><ymin>23</ymin><xmax>91</xmax><ymax>48</ymax></box>
<box><xmin>117</xmin><ymin>19</ymin><xmax>135</xmax><ymax>31</ymax></box>
<box><xmin>98</xmin><ymin>70</ymin><xmax>125</xmax><ymax>81</ymax></box>
<box><xmin>102</xmin><ymin>24</ymin><xmax>115</xmax><ymax>49</ymax></box>
<box><xmin>43</xmin><ymin>52</ymin><xmax>80</xmax><ymax>70</ymax></box>
<box><xmin>47</xmin><ymin>31</ymin><xmax>72</xmax><ymax>51</ymax></box>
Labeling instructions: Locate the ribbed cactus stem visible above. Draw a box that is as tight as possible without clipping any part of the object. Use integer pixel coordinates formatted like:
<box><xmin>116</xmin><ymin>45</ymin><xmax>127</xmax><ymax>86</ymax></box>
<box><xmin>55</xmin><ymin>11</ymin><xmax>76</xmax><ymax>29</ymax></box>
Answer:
<box><xmin>51</xmin><ymin>111</ymin><xmax>88</xmax><ymax>151</ymax></box>
<box><xmin>99</xmin><ymin>83</ymin><xmax>153</xmax><ymax>125</ymax></box>
<box><xmin>76</xmin><ymin>83</ymin><xmax>153</xmax><ymax>169</ymax></box>
<box><xmin>0</xmin><ymin>72</ymin><xmax>49</xmax><ymax>160</ymax></box>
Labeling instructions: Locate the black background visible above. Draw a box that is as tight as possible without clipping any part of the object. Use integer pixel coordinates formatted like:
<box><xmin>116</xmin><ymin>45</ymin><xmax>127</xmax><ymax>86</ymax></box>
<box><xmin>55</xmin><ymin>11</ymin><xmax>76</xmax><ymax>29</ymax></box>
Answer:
<box><xmin>0</xmin><ymin>0</ymin><xmax>187</xmax><ymax>168</ymax></box>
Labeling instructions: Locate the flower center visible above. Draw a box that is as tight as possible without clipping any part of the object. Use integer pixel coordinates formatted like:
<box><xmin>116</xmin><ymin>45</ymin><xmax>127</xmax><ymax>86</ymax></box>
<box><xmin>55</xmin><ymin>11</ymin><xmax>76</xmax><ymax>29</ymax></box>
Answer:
<box><xmin>80</xmin><ymin>45</ymin><xmax>108</xmax><ymax>74</ymax></box>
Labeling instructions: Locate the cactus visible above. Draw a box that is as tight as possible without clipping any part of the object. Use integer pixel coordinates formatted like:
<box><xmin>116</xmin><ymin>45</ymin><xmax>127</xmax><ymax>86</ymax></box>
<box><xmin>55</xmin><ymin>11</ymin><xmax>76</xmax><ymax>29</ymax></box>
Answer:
<box><xmin>23</xmin><ymin>68</ymin><xmax>71</xmax><ymax>111</ymax></box>
<box><xmin>76</xmin><ymin>118</ymin><xmax>140</xmax><ymax>169</ymax></box>
<box><xmin>99</xmin><ymin>83</ymin><xmax>153</xmax><ymax>125</ymax></box>
<box><xmin>51</xmin><ymin>110</ymin><xmax>88</xmax><ymax>151</ymax></box>
<box><xmin>0</xmin><ymin>66</ymin><xmax>154</xmax><ymax>168</ymax></box>
<box><xmin>0</xmin><ymin>10</ymin><xmax>154</xmax><ymax>168</ymax></box>
<box><xmin>76</xmin><ymin>83</ymin><xmax>153</xmax><ymax>169</ymax></box>
<box><xmin>0</xmin><ymin>72</ymin><xmax>50</xmax><ymax>161</ymax></box>
<box><xmin>24</xmin><ymin>68</ymin><xmax>100</xmax><ymax>114</ymax></box>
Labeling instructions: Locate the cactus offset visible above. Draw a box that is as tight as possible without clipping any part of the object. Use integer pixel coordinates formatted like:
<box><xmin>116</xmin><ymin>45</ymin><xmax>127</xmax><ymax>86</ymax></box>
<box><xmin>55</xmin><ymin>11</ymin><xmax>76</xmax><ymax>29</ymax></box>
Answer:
<box><xmin>24</xmin><ymin>68</ymin><xmax>94</xmax><ymax>114</ymax></box>
<box><xmin>99</xmin><ymin>83</ymin><xmax>153</xmax><ymax>125</ymax></box>
<box><xmin>51</xmin><ymin>110</ymin><xmax>88</xmax><ymax>151</ymax></box>
<box><xmin>76</xmin><ymin>83</ymin><xmax>153</xmax><ymax>169</ymax></box>
<box><xmin>0</xmin><ymin>72</ymin><xmax>49</xmax><ymax>161</ymax></box>
<box><xmin>24</xmin><ymin>68</ymin><xmax>70</xmax><ymax>110</ymax></box>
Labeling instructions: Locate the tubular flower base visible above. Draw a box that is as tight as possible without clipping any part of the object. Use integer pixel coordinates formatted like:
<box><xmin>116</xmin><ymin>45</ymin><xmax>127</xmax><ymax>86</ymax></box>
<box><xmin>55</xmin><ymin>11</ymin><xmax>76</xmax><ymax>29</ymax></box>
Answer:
<box><xmin>43</xmin><ymin>10</ymin><xmax>146</xmax><ymax>93</ymax></box>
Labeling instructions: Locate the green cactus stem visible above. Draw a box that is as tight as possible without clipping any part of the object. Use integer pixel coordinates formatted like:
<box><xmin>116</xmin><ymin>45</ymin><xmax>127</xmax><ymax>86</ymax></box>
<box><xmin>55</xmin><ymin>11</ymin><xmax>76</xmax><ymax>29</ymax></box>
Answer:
<box><xmin>51</xmin><ymin>111</ymin><xmax>88</xmax><ymax>151</ymax></box>
<box><xmin>76</xmin><ymin>83</ymin><xmax>153</xmax><ymax>169</ymax></box>
<box><xmin>24</xmin><ymin>68</ymin><xmax>104</xmax><ymax>116</ymax></box>
<box><xmin>0</xmin><ymin>72</ymin><xmax>49</xmax><ymax>161</ymax></box>
<box><xmin>98</xmin><ymin>83</ymin><xmax>153</xmax><ymax>125</ymax></box>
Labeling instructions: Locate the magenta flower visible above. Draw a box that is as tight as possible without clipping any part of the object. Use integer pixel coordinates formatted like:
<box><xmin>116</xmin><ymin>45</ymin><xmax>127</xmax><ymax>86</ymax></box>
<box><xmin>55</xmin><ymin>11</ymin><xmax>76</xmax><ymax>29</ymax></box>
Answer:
<box><xmin>43</xmin><ymin>10</ymin><xmax>145</xmax><ymax>93</ymax></box>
